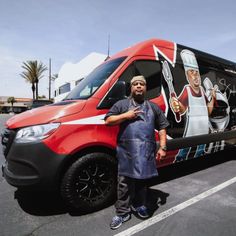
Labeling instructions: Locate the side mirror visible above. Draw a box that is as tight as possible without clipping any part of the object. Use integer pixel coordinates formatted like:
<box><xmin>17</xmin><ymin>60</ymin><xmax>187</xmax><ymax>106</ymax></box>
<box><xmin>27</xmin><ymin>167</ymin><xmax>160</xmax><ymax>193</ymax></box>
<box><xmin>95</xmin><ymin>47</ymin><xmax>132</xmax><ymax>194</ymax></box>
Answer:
<box><xmin>98</xmin><ymin>81</ymin><xmax>128</xmax><ymax>109</ymax></box>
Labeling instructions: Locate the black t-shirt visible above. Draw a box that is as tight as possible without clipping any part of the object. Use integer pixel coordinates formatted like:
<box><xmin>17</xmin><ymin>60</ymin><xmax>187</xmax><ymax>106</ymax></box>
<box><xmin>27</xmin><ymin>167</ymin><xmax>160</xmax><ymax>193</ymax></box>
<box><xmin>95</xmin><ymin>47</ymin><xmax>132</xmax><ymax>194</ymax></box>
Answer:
<box><xmin>105</xmin><ymin>98</ymin><xmax>169</xmax><ymax>130</ymax></box>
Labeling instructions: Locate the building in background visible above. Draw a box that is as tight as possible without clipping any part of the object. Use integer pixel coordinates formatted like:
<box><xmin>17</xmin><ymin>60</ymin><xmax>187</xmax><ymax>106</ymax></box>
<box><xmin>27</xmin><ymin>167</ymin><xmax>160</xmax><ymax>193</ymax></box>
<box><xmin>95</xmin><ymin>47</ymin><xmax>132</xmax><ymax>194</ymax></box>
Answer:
<box><xmin>0</xmin><ymin>97</ymin><xmax>53</xmax><ymax>113</ymax></box>
<box><xmin>0</xmin><ymin>96</ymin><xmax>32</xmax><ymax>114</ymax></box>
<box><xmin>54</xmin><ymin>52</ymin><xmax>107</xmax><ymax>102</ymax></box>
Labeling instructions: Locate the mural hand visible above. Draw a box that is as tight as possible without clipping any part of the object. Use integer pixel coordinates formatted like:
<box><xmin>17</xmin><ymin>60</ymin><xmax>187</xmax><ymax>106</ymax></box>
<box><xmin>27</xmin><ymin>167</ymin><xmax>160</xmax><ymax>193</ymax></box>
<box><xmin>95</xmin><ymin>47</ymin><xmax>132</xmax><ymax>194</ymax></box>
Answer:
<box><xmin>171</xmin><ymin>97</ymin><xmax>180</xmax><ymax>113</ymax></box>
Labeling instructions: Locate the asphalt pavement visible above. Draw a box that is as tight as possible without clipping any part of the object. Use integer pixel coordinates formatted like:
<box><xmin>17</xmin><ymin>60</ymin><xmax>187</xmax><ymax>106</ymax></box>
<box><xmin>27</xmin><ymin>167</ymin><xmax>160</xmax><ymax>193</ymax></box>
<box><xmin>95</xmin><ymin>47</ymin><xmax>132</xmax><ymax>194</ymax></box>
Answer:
<box><xmin>0</xmin><ymin>114</ymin><xmax>236</xmax><ymax>236</ymax></box>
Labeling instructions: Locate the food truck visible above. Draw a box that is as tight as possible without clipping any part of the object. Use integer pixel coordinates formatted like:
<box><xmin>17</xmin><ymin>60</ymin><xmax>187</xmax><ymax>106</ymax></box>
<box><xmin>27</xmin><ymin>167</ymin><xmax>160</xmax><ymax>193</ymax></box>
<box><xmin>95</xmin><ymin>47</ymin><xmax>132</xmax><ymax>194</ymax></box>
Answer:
<box><xmin>2</xmin><ymin>38</ymin><xmax>236</xmax><ymax>210</ymax></box>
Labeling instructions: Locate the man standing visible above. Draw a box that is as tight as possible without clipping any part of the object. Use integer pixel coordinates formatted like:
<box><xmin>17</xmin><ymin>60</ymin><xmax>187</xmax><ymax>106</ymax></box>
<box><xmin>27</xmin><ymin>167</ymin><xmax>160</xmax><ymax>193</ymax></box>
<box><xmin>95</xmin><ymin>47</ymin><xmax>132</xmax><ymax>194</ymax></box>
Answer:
<box><xmin>105</xmin><ymin>75</ymin><xmax>169</xmax><ymax>230</ymax></box>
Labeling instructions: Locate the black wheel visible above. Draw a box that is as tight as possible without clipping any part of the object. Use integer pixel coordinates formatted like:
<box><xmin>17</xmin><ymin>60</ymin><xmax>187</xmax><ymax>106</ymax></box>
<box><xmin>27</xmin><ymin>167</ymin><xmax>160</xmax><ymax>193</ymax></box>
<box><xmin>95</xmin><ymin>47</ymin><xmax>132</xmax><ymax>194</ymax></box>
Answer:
<box><xmin>61</xmin><ymin>152</ymin><xmax>117</xmax><ymax>211</ymax></box>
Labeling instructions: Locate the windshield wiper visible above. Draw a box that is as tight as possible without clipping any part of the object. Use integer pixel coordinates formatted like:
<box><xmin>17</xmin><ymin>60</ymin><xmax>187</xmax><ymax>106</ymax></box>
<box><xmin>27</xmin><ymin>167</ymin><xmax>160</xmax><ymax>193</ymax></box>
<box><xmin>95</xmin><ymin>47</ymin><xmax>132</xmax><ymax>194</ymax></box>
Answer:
<box><xmin>62</xmin><ymin>98</ymin><xmax>75</xmax><ymax>101</ymax></box>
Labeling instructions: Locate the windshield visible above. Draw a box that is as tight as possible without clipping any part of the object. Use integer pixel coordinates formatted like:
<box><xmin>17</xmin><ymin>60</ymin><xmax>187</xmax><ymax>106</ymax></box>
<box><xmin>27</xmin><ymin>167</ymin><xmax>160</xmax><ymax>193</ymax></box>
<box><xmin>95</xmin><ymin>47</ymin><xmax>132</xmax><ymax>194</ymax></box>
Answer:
<box><xmin>65</xmin><ymin>57</ymin><xmax>126</xmax><ymax>100</ymax></box>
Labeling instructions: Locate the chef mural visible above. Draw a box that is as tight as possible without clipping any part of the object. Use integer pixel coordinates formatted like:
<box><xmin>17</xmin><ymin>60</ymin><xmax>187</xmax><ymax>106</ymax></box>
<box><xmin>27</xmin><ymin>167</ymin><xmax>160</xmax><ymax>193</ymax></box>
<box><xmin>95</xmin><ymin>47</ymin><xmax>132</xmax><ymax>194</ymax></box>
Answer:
<box><xmin>164</xmin><ymin>49</ymin><xmax>218</xmax><ymax>161</ymax></box>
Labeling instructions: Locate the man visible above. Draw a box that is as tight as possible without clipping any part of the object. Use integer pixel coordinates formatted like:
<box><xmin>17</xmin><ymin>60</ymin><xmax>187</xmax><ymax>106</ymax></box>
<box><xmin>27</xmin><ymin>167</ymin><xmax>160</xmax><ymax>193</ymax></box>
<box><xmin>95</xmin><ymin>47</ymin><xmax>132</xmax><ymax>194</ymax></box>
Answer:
<box><xmin>105</xmin><ymin>75</ymin><xmax>169</xmax><ymax>230</ymax></box>
<box><xmin>171</xmin><ymin>49</ymin><xmax>216</xmax><ymax>161</ymax></box>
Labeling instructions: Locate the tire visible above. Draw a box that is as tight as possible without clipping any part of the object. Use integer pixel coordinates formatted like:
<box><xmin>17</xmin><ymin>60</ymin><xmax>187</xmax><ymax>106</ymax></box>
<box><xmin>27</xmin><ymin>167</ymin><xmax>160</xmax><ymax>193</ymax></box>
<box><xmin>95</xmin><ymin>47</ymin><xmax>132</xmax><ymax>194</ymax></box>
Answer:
<box><xmin>60</xmin><ymin>152</ymin><xmax>117</xmax><ymax>211</ymax></box>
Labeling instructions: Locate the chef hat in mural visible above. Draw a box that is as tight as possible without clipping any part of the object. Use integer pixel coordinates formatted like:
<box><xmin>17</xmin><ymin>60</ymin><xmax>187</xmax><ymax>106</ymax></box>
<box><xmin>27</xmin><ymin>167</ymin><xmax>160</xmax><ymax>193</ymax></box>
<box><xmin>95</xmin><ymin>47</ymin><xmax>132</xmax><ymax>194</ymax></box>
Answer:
<box><xmin>180</xmin><ymin>49</ymin><xmax>199</xmax><ymax>71</ymax></box>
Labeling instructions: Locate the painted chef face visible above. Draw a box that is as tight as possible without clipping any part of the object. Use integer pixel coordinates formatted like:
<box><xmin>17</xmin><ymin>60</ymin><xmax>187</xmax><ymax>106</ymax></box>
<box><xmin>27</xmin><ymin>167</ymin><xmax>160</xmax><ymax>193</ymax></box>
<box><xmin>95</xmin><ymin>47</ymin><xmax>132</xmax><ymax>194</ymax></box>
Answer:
<box><xmin>131</xmin><ymin>80</ymin><xmax>147</xmax><ymax>101</ymax></box>
<box><xmin>187</xmin><ymin>69</ymin><xmax>201</xmax><ymax>89</ymax></box>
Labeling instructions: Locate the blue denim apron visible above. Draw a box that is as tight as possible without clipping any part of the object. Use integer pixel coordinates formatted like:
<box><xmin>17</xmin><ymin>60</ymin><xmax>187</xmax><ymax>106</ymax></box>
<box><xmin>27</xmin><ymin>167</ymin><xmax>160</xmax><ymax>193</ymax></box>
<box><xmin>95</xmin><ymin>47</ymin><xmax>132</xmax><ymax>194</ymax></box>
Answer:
<box><xmin>117</xmin><ymin>99</ymin><xmax>158</xmax><ymax>179</ymax></box>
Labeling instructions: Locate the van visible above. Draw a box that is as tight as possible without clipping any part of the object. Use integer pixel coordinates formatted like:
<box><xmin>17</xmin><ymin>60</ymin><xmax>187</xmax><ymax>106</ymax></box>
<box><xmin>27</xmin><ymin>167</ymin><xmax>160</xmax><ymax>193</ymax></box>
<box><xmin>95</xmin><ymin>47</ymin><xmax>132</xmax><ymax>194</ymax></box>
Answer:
<box><xmin>2</xmin><ymin>38</ymin><xmax>236</xmax><ymax>211</ymax></box>
<box><xmin>29</xmin><ymin>99</ymin><xmax>53</xmax><ymax>109</ymax></box>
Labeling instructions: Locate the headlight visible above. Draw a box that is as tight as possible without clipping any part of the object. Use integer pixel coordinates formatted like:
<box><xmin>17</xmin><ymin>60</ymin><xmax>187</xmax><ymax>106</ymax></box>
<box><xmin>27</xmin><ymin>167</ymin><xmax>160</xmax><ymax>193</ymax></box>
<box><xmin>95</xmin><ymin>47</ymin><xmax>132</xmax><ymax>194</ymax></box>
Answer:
<box><xmin>15</xmin><ymin>123</ymin><xmax>60</xmax><ymax>143</ymax></box>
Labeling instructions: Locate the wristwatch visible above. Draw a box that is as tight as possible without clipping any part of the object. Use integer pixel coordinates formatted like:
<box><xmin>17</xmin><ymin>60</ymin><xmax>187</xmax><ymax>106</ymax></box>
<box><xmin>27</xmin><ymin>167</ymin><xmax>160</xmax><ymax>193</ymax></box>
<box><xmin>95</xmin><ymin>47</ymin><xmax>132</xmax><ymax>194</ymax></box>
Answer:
<box><xmin>160</xmin><ymin>145</ymin><xmax>167</xmax><ymax>151</ymax></box>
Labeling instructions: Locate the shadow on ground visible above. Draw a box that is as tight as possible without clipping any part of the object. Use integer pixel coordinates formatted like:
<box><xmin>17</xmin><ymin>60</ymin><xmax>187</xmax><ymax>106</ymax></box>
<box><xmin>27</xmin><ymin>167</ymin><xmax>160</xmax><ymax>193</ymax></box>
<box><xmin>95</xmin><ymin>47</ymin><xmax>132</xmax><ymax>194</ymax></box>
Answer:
<box><xmin>14</xmin><ymin>190</ymin><xmax>68</xmax><ymax>216</ymax></box>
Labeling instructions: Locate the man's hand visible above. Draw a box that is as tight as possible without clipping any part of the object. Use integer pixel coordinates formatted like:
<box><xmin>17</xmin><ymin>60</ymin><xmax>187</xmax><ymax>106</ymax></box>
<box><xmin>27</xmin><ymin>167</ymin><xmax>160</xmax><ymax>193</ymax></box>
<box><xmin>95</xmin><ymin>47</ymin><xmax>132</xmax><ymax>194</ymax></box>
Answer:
<box><xmin>125</xmin><ymin>107</ymin><xmax>144</xmax><ymax>120</ymax></box>
<box><xmin>105</xmin><ymin>107</ymin><xmax>144</xmax><ymax>126</ymax></box>
<box><xmin>157</xmin><ymin>148</ymin><xmax>167</xmax><ymax>161</ymax></box>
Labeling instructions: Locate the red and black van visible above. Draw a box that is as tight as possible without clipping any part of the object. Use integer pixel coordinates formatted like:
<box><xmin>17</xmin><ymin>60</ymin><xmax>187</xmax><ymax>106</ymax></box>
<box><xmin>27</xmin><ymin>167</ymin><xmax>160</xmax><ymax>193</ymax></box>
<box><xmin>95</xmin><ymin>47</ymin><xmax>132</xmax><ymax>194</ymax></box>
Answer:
<box><xmin>2</xmin><ymin>38</ymin><xmax>236</xmax><ymax>211</ymax></box>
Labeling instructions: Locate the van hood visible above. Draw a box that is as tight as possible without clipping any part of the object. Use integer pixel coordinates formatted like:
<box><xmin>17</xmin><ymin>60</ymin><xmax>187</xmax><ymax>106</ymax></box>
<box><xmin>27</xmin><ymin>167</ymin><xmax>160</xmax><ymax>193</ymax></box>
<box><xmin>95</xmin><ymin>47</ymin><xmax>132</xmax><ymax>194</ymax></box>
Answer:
<box><xmin>6</xmin><ymin>100</ymin><xmax>86</xmax><ymax>129</ymax></box>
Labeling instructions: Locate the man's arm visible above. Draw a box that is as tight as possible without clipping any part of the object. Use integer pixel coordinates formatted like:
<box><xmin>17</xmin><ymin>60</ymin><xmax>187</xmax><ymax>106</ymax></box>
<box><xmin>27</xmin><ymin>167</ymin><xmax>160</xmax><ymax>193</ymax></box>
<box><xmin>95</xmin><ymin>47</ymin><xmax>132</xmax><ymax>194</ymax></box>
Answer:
<box><xmin>157</xmin><ymin>129</ymin><xmax>167</xmax><ymax>159</ymax></box>
<box><xmin>105</xmin><ymin>107</ymin><xmax>143</xmax><ymax>126</ymax></box>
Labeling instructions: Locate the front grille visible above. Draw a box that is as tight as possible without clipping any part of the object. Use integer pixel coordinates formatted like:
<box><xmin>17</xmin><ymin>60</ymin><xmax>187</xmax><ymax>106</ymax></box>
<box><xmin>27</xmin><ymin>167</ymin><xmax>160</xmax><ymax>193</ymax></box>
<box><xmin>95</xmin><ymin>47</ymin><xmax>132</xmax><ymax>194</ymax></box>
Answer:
<box><xmin>1</xmin><ymin>128</ymin><xmax>16</xmax><ymax>157</ymax></box>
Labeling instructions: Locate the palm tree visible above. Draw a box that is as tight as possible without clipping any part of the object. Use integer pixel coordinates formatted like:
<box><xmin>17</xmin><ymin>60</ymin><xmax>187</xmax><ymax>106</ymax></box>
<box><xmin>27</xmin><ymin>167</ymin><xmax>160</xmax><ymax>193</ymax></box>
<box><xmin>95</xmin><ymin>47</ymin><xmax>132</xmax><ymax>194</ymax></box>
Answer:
<box><xmin>20</xmin><ymin>70</ymin><xmax>36</xmax><ymax>100</ymax></box>
<box><xmin>20</xmin><ymin>61</ymin><xmax>47</xmax><ymax>100</ymax></box>
<box><xmin>7</xmin><ymin>96</ymin><xmax>16</xmax><ymax>112</ymax></box>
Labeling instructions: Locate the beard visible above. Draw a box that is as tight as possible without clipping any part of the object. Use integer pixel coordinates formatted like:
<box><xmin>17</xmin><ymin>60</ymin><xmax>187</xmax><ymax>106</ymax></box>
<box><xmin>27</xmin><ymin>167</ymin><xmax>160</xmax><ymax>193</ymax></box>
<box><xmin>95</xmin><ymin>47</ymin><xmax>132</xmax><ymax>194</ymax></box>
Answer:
<box><xmin>132</xmin><ymin>92</ymin><xmax>145</xmax><ymax>103</ymax></box>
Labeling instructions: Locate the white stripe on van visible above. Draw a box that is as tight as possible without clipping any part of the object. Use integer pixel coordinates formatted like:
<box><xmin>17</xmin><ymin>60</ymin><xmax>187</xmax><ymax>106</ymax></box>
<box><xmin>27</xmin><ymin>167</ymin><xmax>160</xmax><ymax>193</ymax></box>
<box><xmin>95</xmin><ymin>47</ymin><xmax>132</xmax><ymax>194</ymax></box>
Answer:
<box><xmin>62</xmin><ymin>114</ymin><xmax>106</xmax><ymax>125</ymax></box>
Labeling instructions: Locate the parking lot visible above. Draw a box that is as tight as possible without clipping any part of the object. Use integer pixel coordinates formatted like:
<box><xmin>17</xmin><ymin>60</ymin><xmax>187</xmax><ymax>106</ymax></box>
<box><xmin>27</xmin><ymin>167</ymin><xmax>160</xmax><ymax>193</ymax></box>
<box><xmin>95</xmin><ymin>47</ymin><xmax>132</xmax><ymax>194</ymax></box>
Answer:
<box><xmin>1</xmin><ymin>114</ymin><xmax>236</xmax><ymax>236</ymax></box>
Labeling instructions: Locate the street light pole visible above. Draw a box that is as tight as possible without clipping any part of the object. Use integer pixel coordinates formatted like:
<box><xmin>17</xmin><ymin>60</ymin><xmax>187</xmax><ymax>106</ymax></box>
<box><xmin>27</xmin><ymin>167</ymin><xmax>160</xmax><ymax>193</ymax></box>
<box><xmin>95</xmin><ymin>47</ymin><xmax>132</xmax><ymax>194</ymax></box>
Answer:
<box><xmin>49</xmin><ymin>58</ymin><xmax>51</xmax><ymax>100</ymax></box>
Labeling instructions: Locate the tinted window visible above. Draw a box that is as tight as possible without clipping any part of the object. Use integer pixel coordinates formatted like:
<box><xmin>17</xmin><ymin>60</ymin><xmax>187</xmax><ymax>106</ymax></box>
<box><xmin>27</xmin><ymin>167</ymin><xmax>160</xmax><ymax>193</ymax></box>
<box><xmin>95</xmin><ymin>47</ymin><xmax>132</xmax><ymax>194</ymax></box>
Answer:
<box><xmin>59</xmin><ymin>83</ymin><xmax>71</xmax><ymax>95</ymax></box>
<box><xmin>99</xmin><ymin>60</ymin><xmax>162</xmax><ymax>109</ymax></box>
<box><xmin>119</xmin><ymin>60</ymin><xmax>162</xmax><ymax>99</ymax></box>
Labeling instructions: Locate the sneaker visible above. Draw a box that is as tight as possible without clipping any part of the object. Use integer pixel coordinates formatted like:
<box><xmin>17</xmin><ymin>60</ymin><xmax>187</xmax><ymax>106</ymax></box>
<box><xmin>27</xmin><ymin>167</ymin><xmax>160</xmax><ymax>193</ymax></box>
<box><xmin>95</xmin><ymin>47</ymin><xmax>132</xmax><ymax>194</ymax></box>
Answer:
<box><xmin>132</xmin><ymin>205</ymin><xmax>149</xmax><ymax>219</ymax></box>
<box><xmin>110</xmin><ymin>214</ymin><xmax>131</xmax><ymax>230</ymax></box>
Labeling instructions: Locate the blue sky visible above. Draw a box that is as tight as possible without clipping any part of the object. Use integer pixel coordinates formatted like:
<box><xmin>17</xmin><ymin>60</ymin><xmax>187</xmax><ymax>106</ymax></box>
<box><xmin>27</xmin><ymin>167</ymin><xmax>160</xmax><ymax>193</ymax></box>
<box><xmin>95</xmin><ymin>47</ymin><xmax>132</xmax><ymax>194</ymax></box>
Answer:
<box><xmin>0</xmin><ymin>0</ymin><xmax>236</xmax><ymax>98</ymax></box>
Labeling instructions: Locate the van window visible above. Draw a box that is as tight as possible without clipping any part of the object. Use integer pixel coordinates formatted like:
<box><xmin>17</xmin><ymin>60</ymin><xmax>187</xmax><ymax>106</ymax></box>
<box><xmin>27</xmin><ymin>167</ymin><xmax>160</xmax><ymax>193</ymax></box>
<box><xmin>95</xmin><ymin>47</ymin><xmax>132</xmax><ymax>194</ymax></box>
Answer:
<box><xmin>99</xmin><ymin>60</ymin><xmax>162</xmax><ymax>109</ymax></box>
<box><xmin>64</xmin><ymin>57</ymin><xmax>126</xmax><ymax>100</ymax></box>
<box><xmin>119</xmin><ymin>60</ymin><xmax>162</xmax><ymax>99</ymax></box>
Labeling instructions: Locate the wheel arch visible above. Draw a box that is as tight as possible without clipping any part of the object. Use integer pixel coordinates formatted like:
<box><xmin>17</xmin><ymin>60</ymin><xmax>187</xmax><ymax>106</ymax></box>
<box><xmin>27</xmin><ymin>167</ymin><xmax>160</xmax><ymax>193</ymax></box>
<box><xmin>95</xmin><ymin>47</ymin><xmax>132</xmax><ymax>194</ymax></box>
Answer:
<box><xmin>57</xmin><ymin>145</ymin><xmax>117</xmax><ymax>187</ymax></box>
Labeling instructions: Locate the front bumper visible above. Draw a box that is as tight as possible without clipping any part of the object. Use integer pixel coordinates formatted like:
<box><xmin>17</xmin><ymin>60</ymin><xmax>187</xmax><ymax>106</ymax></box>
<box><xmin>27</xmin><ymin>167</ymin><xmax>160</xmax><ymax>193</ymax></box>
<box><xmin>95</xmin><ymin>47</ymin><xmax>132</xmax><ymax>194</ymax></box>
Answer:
<box><xmin>2</xmin><ymin>140</ymin><xmax>67</xmax><ymax>190</ymax></box>
<box><xmin>2</xmin><ymin>162</ymin><xmax>39</xmax><ymax>186</ymax></box>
